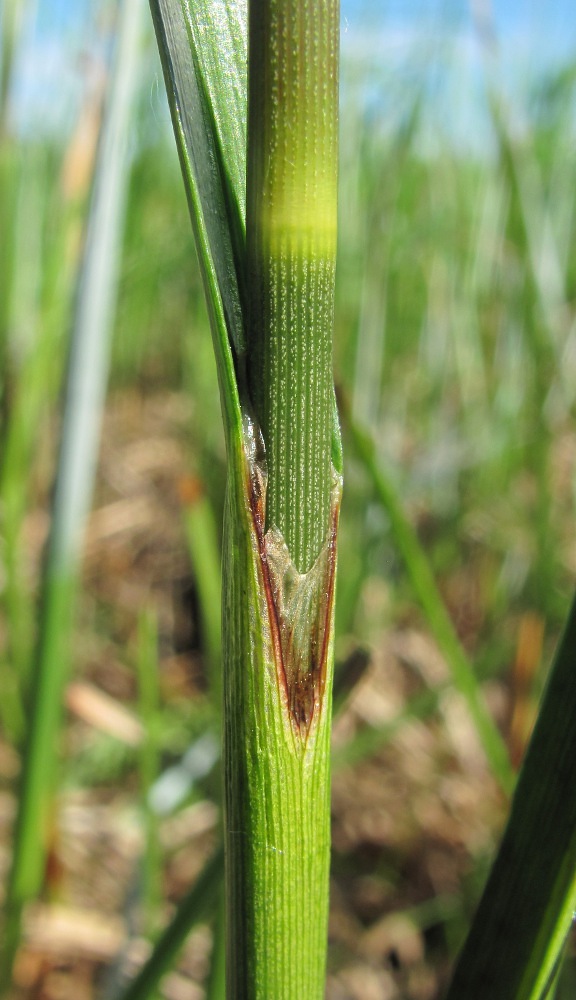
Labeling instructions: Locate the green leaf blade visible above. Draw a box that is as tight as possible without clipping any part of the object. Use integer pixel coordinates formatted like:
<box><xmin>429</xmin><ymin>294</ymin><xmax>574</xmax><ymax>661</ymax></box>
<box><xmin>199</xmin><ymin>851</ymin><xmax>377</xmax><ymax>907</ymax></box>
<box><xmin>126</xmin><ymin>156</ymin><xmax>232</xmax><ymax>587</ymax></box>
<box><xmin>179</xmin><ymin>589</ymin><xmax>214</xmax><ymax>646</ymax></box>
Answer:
<box><xmin>445</xmin><ymin>595</ymin><xmax>576</xmax><ymax>1000</ymax></box>
<box><xmin>149</xmin><ymin>0</ymin><xmax>247</xmax><ymax>441</ymax></box>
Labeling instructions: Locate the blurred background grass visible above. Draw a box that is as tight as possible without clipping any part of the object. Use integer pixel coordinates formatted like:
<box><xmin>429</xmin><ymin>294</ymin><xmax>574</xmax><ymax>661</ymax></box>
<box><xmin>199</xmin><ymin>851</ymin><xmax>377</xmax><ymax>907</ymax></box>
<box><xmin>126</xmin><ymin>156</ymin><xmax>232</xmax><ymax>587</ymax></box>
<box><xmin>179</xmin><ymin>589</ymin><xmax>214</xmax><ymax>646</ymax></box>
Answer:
<box><xmin>1</xmin><ymin>1</ymin><xmax>576</xmax><ymax>997</ymax></box>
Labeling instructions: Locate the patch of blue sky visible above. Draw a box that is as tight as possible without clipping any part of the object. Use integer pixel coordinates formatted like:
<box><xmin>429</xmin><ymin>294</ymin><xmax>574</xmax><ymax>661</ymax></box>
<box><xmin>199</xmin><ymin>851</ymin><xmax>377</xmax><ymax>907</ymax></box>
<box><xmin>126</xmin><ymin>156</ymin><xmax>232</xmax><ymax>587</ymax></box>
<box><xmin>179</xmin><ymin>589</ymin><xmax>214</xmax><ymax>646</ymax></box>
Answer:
<box><xmin>343</xmin><ymin>0</ymin><xmax>576</xmax><ymax>62</ymax></box>
<box><xmin>339</xmin><ymin>0</ymin><xmax>576</xmax><ymax>156</ymax></box>
<box><xmin>8</xmin><ymin>0</ymin><xmax>115</xmax><ymax>136</ymax></box>
<box><xmin>7</xmin><ymin>0</ymin><xmax>576</xmax><ymax>153</ymax></box>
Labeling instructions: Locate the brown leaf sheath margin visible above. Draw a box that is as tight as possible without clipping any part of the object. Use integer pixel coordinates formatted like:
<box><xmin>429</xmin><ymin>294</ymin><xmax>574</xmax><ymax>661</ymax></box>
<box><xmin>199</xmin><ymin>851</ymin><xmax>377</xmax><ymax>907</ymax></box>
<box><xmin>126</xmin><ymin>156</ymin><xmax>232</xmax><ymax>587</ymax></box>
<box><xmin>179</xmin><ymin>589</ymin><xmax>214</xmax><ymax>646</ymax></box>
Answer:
<box><xmin>242</xmin><ymin>415</ymin><xmax>341</xmax><ymax>741</ymax></box>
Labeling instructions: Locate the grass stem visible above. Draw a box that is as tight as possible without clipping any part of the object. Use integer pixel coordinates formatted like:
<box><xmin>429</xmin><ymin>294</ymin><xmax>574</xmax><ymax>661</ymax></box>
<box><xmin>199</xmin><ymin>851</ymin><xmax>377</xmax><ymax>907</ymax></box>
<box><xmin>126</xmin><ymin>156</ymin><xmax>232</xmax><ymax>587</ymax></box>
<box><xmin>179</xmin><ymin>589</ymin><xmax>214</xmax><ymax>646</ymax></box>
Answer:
<box><xmin>246</xmin><ymin>0</ymin><xmax>339</xmax><ymax>574</ymax></box>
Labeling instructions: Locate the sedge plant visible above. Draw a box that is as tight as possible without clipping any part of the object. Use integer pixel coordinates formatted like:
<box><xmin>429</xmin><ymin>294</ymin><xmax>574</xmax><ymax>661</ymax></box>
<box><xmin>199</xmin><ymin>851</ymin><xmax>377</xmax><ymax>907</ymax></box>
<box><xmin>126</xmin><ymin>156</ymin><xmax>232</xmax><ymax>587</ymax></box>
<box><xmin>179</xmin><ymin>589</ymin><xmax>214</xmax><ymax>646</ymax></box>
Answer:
<box><xmin>149</xmin><ymin>0</ymin><xmax>340</xmax><ymax>995</ymax></box>
<box><xmin>148</xmin><ymin>4</ymin><xmax>576</xmax><ymax>997</ymax></box>
<box><xmin>1</xmin><ymin>4</ymin><xmax>575</xmax><ymax>995</ymax></box>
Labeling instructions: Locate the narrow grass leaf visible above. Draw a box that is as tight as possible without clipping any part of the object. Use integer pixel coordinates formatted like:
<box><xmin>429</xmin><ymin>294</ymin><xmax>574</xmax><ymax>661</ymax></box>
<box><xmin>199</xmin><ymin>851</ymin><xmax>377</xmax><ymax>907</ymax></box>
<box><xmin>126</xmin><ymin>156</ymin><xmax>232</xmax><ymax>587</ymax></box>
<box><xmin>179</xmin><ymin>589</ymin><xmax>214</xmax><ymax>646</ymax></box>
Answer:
<box><xmin>205</xmin><ymin>890</ymin><xmax>226</xmax><ymax>1000</ymax></box>
<box><xmin>182</xmin><ymin>481</ymin><xmax>222</xmax><ymax>699</ymax></box>
<box><xmin>345</xmin><ymin>405</ymin><xmax>515</xmax><ymax>795</ymax></box>
<box><xmin>149</xmin><ymin>0</ymin><xmax>246</xmax><ymax>443</ymax></box>
<box><xmin>445</xmin><ymin>592</ymin><xmax>576</xmax><ymax>1000</ymax></box>
<box><xmin>113</xmin><ymin>847</ymin><xmax>223</xmax><ymax>1000</ymax></box>
<box><xmin>136</xmin><ymin>608</ymin><xmax>162</xmax><ymax>931</ymax></box>
<box><xmin>1</xmin><ymin>0</ymin><xmax>145</xmax><ymax>979</ymax></box>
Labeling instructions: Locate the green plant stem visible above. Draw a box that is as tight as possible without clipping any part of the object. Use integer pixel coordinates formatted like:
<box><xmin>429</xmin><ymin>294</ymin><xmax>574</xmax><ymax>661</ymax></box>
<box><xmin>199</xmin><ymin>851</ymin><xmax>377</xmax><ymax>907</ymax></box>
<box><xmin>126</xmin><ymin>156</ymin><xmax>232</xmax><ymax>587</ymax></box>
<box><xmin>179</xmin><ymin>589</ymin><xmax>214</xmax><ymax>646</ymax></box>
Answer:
<box><xmin>445</xmin><ymin>592</ymin><xmax>576</xmax><ymax>1000</ymax></box>
<box><xmin>246</xmin><ymin>0</ymin><xmax>339</xmax><ymax>574</ymax></box>
<box><xmin>221</xmin><ymin>3</ymin><xmax>341</xmax><ymax>995</ymax></box>
<box><xmin>148</xmin><ymin>3</ymin><xmax>341</xmax><ymax>994</ymax></box>
<box><xmin>222</xmin><ymin>436</ymin><xmax>340</xmax><ymax>998</ymax></box>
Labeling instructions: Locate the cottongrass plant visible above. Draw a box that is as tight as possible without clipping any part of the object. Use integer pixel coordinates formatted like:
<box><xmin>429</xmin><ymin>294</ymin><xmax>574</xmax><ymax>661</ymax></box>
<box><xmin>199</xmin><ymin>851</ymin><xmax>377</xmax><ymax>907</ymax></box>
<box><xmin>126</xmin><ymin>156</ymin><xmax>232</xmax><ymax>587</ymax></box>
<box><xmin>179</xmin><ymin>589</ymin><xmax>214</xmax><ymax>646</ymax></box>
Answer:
<box><xmin>149</xmin><ymin>0</ymin><xmax>340</xmax><ymax>995</ymax></box>
<box><xmin>149</xmin><ymin>2</ymin><xmax>576</xmax><ymax>997</ymax></box>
